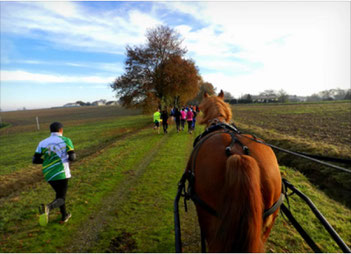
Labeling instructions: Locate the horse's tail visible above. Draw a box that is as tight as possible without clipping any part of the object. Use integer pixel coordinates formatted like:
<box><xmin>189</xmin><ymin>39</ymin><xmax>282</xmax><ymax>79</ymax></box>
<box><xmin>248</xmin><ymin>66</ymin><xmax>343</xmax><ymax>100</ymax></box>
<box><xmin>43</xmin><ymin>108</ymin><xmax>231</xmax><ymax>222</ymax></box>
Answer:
<box><xmin>211</xmin><ymin>154</ymin><xmax>263</xmax><ymax>252</ymax></box>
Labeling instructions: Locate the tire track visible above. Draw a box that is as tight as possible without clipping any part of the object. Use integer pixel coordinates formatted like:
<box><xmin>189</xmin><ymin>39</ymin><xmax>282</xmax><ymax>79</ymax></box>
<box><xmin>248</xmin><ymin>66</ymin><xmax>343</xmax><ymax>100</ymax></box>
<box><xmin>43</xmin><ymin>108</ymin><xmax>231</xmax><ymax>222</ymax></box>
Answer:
<box><xmin>180</xmin><ymin>127</ymin><xmax>203</xmax><ymax>253</ymax></box>
<box><xmin>63</xmin><ymin>132</ymin><xmax>170</xmax><ymax>253</ymax></box>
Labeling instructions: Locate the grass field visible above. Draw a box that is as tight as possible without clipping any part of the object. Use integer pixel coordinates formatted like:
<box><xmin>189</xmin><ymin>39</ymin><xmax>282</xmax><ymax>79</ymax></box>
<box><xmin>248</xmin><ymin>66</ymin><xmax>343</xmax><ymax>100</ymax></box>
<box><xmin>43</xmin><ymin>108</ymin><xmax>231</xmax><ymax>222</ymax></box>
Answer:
<box><xmin>0</xmin><ymin>104</ymin><xmax>350</xmax><ymax>252</ymax></box>
<box><xmin>0</xmin><ymin>105</ymin><xmax>142</xmax><ymax>134</ymax></box>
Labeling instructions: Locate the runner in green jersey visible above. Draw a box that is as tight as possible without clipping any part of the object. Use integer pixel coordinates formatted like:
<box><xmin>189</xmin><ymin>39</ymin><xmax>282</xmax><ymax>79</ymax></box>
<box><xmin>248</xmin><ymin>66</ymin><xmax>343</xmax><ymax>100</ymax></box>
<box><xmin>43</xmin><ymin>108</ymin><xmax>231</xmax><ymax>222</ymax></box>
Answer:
<box><xmin>33</xmin><ymin>122</ymin><xmax>76</xmax><ymax>225</ymax></box>
<box><xmin>153</xmin><ymin>108</ymin><xmax>161</xmax><ymax>134</ymax></box>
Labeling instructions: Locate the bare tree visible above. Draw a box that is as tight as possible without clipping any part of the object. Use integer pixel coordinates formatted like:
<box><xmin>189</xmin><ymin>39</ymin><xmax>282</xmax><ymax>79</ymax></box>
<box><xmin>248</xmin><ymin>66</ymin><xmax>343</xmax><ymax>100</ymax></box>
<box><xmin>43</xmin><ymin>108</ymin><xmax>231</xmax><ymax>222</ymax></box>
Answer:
<box><xmin>278</xmin><ymin>89</ymin><xmax>289</xmax><ymax>103</ymax></box>
<box><xmin>223</xmin><ymin>91</ymin><xmax>234</xmax><ymax>102</ymax></box>
<box><xmin>188</xmin><ymin>80</ymin><xmax>216</xmax><ymax>105</ymax></box>
<box><xmin>111</xmin><ymin>25</ymin><xmax>199</xmax><ymax>111</ymax></box>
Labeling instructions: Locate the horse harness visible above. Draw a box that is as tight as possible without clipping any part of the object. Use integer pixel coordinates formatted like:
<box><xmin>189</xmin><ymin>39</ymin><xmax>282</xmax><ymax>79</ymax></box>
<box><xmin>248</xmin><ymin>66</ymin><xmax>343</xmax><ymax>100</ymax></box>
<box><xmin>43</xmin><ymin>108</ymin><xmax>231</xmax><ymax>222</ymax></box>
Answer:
<box><xmin>175</xmin><ymin>121</ymin><xmax>285</xmax><ymax>252</ymax></box>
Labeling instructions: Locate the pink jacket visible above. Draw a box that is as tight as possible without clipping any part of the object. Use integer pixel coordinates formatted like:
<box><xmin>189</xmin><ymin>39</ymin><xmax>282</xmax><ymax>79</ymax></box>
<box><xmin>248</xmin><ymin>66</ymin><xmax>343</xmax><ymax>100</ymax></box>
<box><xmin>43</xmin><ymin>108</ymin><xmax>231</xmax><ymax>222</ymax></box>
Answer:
<box><xmin>180</xmin><ymin>110</ymin><xmax>187</xmax><ymax>120</ymax></box>
<box><xmin>186</xmin><ymin>110</ymin><xmax>193</xmax><ymax>121</ymax></box>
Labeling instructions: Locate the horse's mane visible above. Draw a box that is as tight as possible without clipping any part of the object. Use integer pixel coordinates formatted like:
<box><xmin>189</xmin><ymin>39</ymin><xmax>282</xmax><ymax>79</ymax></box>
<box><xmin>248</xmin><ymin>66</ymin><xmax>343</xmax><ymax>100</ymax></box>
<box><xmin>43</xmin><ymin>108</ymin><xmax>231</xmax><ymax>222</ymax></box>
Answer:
<box><xmin>199</xmin><ymin>92</ymin><xmax>232</xmax><ymax>125</ymax></box>
<box><xmin>198</xmin><ymin>91</ymin><xmax>265</xmax><ymax>252</ymax></box>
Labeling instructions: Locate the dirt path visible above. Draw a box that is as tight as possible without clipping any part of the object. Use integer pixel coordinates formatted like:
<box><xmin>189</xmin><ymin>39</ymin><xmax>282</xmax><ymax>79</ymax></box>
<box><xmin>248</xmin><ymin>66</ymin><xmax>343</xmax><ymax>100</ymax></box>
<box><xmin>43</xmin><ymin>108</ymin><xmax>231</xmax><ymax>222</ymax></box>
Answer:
<box><xmin>63</xmin><ymin>133</ymin><xmax>170</xmax><ymax>253</ymax></box>
<box><xmin>179</xmin><ymin>130</ymin><xmax>202</xmax><ymax>253</ymax></box>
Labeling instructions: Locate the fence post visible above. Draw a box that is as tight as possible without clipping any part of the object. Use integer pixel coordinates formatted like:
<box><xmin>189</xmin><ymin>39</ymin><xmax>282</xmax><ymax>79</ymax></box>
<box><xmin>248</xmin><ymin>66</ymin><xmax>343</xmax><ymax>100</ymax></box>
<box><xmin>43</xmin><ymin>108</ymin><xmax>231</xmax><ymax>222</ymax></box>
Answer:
<box><xmin>36</xmin><ymin>116</ymin><xmax>40</xmax><ymax>131</ymax></box>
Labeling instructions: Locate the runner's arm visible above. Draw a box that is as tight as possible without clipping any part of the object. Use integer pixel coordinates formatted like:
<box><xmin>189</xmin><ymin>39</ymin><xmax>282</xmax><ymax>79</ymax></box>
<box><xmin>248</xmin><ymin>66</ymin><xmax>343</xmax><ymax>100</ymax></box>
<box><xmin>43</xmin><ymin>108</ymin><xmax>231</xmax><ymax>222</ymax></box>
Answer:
<box><xmin>68</xmin><ymin>150</ymin><xmax>76</xmax><ymax>161</ymax></box>
<box><xmin>32</xmin><ymin>153</ymin><xmax>43</xmax><ymax>164</ymax></box>
<box><xmin>63</xmin><ymin>137</ymin><xmax>76</xmax><ymax>161</ymax></box>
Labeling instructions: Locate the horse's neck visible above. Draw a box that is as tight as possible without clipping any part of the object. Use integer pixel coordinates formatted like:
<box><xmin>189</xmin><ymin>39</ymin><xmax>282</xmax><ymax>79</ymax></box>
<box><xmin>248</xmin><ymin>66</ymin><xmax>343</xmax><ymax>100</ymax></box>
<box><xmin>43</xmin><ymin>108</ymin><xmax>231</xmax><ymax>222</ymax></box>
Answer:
<box><xmin>207</xmin><ymin>115</ymin><xmax>227</xmax><ymax>126</ymax></box>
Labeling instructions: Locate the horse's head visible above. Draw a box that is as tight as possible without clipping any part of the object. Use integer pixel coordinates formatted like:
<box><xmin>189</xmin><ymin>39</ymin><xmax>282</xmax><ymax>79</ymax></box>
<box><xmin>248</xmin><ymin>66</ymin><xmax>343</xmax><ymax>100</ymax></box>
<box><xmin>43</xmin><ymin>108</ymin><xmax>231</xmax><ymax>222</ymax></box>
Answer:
<box><xmin>199</xmin><ymin>90</ymin><xmax>232</xmax><ymax>126</ymax></box>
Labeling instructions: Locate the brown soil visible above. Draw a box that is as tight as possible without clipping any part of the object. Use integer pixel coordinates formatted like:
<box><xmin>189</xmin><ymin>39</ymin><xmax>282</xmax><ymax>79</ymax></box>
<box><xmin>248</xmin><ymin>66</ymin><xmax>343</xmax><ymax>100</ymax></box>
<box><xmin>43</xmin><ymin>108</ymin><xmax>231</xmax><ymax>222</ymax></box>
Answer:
<box><xmin>107</xmin><ymin>231</ymin><xmax>137</xmax><ymax>253</ymax></box>
<box><xmin>0</xmin><ymin>167</ymin><xmax>42</xmax><ymax>198</ymax></box>
<box><xmin>232</xmin><ymin>103</ymin><xmax>351</xmax><ymax>148</ymax></box>
<box><xmin>231</xmin><ymin>103</ymin><xmax>351</xmax><ymax>208</ymax></box>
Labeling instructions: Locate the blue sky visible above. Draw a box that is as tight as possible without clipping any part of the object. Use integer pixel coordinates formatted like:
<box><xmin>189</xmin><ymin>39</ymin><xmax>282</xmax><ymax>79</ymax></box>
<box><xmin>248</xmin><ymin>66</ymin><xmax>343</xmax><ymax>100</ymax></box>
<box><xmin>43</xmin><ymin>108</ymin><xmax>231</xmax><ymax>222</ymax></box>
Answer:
<box><xmin>0</xmin><ymin>1</ymin><xmax>350</xmax><ymax>111</ymax></box>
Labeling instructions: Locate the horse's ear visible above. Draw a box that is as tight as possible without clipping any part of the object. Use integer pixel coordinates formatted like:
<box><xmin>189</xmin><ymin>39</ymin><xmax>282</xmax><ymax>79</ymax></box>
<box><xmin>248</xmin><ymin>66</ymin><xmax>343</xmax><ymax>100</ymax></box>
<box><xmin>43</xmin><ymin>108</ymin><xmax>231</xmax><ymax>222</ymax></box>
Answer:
<box><xmin>218</xmin><ymin>90</ymin><xmax>224</xmax><ymax>99</ymax></box>
<box><xmin>204</xmin><ymin>92</ymin><xmax>209</xmax><ymax>98</ymax></box>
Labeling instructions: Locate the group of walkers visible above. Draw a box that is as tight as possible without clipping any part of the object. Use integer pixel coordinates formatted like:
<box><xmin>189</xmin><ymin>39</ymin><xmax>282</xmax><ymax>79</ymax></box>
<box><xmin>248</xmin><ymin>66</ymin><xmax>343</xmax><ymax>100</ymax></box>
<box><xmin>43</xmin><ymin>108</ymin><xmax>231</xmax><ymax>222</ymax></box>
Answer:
<box><xmin>153</xmin><ymin>105</ymin><xmax>200</xmax><ymax>134</ymax></box>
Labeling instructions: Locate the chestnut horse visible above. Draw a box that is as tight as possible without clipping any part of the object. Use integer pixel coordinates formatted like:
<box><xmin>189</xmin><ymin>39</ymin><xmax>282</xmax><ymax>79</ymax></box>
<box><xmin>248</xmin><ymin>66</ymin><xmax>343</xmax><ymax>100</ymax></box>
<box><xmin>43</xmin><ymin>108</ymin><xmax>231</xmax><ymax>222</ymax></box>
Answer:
<box><xmin>186</xmin><ymin>90</ymin><xmax>282</xmax><ymax>252</ymax></box>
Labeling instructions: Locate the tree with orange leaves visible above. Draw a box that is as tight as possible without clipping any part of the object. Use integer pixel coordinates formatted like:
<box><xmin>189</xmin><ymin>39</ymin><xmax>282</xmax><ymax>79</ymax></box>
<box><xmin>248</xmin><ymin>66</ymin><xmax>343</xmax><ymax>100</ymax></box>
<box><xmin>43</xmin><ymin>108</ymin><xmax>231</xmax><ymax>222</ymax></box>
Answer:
<box><xmin>111</xmin><ymin>25</ymin><xmax>200</xmax><ymax>112</ymax></box>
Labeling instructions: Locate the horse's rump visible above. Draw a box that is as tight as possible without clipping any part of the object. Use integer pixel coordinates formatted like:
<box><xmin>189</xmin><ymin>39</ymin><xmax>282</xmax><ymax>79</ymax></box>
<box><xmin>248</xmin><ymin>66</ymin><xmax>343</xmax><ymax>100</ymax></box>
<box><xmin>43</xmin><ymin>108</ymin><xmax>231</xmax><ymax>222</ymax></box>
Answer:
<box><xmin>192</xmin><ymin>131</ymin><xmax>281</xmax><ymax>252</ymax></box>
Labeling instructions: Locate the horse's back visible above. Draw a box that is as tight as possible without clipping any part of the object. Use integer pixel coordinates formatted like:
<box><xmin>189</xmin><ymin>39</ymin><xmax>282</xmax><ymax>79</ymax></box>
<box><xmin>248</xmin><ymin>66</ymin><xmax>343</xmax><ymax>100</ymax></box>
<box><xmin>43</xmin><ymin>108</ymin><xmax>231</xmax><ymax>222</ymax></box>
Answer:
<box><xmin>189</xmin><ymin>132</ymin><xmax>233</xmax><ymax>242</ymax></box>
<box><xmin>189</xmin><ymin>131</ymin><xmax>282</xmax><ymax>250</ymax></box>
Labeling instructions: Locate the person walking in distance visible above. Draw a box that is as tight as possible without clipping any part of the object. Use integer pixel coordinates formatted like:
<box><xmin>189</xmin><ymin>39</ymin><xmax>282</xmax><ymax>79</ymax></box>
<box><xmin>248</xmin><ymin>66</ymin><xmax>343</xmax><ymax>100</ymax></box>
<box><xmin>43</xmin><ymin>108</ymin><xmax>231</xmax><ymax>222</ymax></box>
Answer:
<box><xmin>153</xmin><ymin>108</ymin><xmax>161</xmax><ymax>134</ymax></box>
<box><xmin>180</xmin><ymin>107</ymin><xmax>186</xmax><ymax>131</ymax></box>
<box><xmin>173</xmin><ymin>107</ymin><xmax>181</xmax><ymax>133</ymax></box>
<box><xmin>170</xmin><ymin>107</ymin><xmax>176</xmax><ymax>124</ymax></box>
<box><xmin>192</xmin><ymin>108</ymin><xmax>197</xmax><ymax>130</ymax></box>
<box><xmin>160</xmin><ymin>109</ymin><xmax>169</xmax><ymax>134</ymax></box>
<box><xmin>33</xmin><ymin>122</ymin><xmax>76</xmax><ymax>225</ymax></box>
<box><xmin>186</xmin><ymin>108</ymin><xmax>194</xmax><ymax>134</ymax></box>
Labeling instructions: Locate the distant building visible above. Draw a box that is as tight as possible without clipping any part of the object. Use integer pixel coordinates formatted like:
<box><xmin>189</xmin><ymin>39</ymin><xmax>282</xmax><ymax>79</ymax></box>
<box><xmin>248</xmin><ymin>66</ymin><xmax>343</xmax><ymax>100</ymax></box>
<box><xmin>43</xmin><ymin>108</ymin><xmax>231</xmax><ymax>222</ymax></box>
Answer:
<box><xmin>251</xmin><ymin>95</ymin><xmax>279</xmax><ymax>103</ymax></box>
<box><xmin>92</xmin><ymin>99</ymin><xmax>106</xmax><ymax>106</ymax></box>
<box><xmin>63</xmin><ymin>103</ymin><xmax>81</xmax><ymax>107</ymax></box>
<box><xmin>288</xmin><ymin>95</ymin><xmax>307</xmax><ymax>102</ymax></box>
<box><xmin>106</xmin><ymin>101</ymin><xmax>119</xmax><ymax>106</ymax></box>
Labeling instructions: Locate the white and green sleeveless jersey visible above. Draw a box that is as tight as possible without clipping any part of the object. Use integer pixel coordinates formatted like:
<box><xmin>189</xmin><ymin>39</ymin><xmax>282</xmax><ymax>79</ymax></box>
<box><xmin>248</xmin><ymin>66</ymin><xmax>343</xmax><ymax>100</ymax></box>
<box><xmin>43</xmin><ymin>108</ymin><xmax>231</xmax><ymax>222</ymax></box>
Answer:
<box><xmin>35</xmin><ymin>132</ymin><xmax>74</xmax><ymax>182</ymax></box>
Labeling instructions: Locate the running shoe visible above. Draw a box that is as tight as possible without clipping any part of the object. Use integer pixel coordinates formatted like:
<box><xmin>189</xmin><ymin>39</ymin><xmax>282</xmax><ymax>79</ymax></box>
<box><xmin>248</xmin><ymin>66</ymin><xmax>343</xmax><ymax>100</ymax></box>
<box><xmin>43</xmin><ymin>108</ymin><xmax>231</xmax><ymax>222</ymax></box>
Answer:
<box><xmin>39</xmin><ymin>204</ymin><xmax>49</xmax><ymax>226</ymax></box>
<box><xmin>60</xmin><ymin>213</ymin><xmax>71</xmax><ymax>224</ymax></box>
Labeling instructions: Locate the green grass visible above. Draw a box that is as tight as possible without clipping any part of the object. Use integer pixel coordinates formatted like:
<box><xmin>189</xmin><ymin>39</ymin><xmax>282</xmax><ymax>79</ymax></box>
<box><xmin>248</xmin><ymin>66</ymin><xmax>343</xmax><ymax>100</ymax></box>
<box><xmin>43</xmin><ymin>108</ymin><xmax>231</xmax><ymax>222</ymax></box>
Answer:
<box><xmin>0</xmin><ymin>121</ymin><xmax>11</xmax><ymax>129</ymax></box>
<box><xmin>267</xmin><ymin>166</ymin><xmax>351</xmax><ymax>253</ymax></box>
<box><xmin>0</xmin><ymin>106</ymin><xmax>141</xmax><ymax>133</ymax></box>
<box><xmin>0</xmin><ymin>115</ymin><xmax>150</xmax><ymax>175</ymax></box>
<box><xmin>1</xmin><ymin>106</ymin><xmax>350</xmax><ymax>253</ymax></box>
<box><xmin>0</xmin><ymin>127</ymin><xmax>162</xmax><ymax>252</ymax></box>
<box><xmin>88</xmin><ymin>126</ymin><xmax>202</xmax><ymax>253</ymax></box>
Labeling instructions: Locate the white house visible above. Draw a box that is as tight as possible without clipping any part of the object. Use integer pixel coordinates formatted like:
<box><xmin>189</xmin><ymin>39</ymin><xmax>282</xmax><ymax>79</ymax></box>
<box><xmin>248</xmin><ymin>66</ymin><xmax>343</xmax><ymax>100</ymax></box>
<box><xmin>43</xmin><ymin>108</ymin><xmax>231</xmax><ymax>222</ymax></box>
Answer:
<box><xmin>106</xmin><ymin>101</ymin><xmax>119</xmax><ymax>106</ymax></box>
<box><xmin>92</xmin><ymin>99</ymin><xmax>106</xmax><ymax>106</ymax></box>
<box><xmin>63</xmin><ymin>103</ymin><xmax>81</xmax><ymax>107</ymax></box>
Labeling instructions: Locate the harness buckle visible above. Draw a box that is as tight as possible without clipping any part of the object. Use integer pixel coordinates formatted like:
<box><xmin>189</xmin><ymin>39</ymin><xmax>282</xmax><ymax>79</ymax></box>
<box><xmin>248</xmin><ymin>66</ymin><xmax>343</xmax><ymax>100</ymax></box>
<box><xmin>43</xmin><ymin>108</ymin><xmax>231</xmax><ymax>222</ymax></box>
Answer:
<box><xmin>225</xmin><ymin>146</ymin><xmax>232</xmax><ymax>156</ymax></box>
<box><xmin>243</xmin><ymin>146</ymin><xmax>249</xmax><ymax>155</ymax></box>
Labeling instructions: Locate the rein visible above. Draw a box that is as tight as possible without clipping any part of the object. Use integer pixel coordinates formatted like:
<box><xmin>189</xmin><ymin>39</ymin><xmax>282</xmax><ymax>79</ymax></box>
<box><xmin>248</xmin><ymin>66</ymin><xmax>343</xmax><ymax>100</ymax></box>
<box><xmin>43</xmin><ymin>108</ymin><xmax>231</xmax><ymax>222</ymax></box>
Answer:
<box><xmin>174</xmin><ymin>121</ymin><xmax>285</xmax><ymax>253</ymax></box>
<box><xmin>174</xmin><ymin>121</ymin><xmax>351</xmax><ymax>253</ymax></box>
<box><xmin>190</xmin><ymin>121</ymin><xmax>284</xmax><ymax>219</ymax></box>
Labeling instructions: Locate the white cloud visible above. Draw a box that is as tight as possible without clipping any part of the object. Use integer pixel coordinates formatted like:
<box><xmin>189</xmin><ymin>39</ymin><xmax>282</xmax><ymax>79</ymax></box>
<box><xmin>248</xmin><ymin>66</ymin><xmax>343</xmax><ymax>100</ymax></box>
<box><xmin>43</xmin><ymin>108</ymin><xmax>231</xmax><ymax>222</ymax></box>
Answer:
<box><xmin>170</xmin><ymin>2</ymin><xmax>350</xmax><ymax>96</ymax></box>
<box><xmin>63</xmin><ymin>62</ymin><xmax>124</xmax><ymax>73</ymax></box>
<box><xmin>128</xmin><ymin>9</ymin><xmax>161</xmax><ymax>33</ymax></box>
<box><xmin>0</xmin><ymin>2</ymin><xmax>162</xmax><ymax>55</ymax></box>
<box><xmin>1</xmin><ymin>70</ymin><xmax>115</xmax><ymax>84</ymax></box>
<box><xmin>1</xmin><ymin>1</ymin><xmax>349</xmax><ymax>100</ymax></box>
<box><xmin>38</xmin><ymin>2</ymin><xmax>82</xmax><ymax>19</ymax></box>
<box><xmin>156</xmin><ymin>2</ymin><xmax>206</xmax><ymax>22</ymax></box>
<box><xmin>8</xmin><ymin>60</ymin><xmax>124</xmax><ymax>74</ymax></box>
